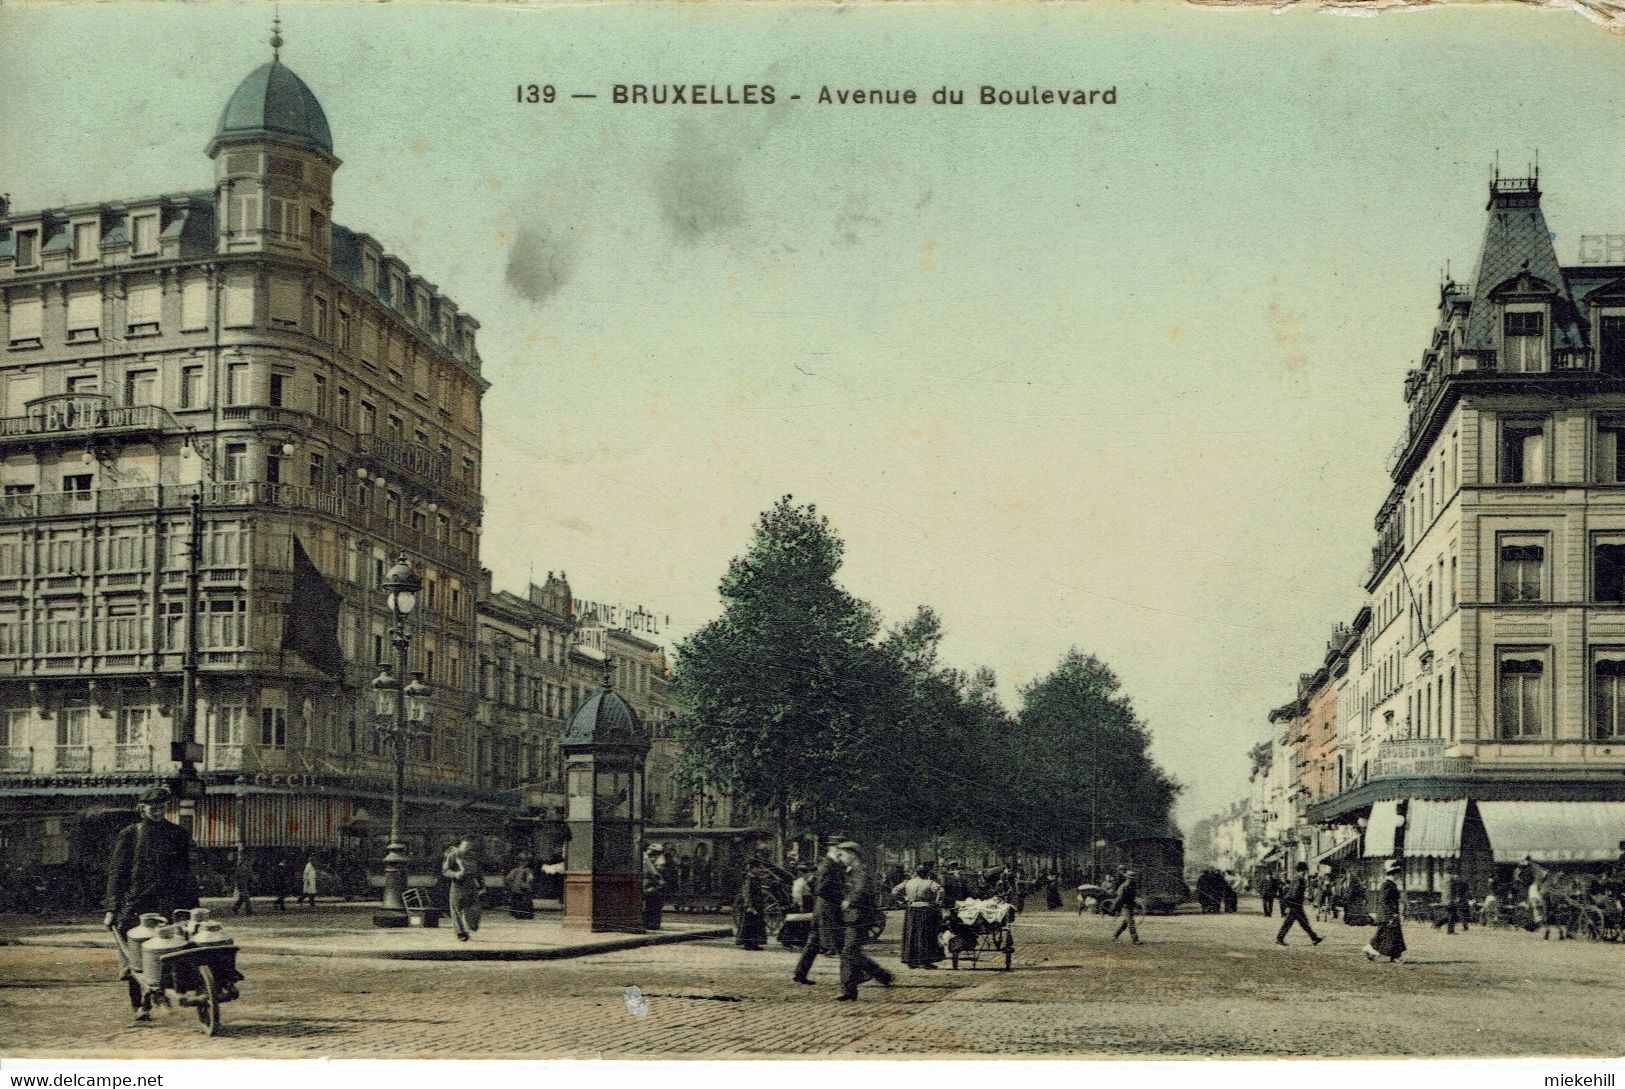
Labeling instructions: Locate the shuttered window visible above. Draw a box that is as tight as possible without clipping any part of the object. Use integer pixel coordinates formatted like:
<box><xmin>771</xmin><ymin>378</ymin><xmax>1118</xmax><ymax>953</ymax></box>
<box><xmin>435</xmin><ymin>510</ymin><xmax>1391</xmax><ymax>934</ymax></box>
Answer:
<box><xmin>269</xmin><ymin>277</ymin><xmax>301</xmax><ymax>328</ymax></box>
<box><xmin>126</xmin><ymin>281</ymin><xmax>160</xmax><ymax>331</ymax></box>
<box><xmin>66</xmin><ymin>287</ymin><xmax>99</xmax><ymax>334</ymax></box>
<box><xmin>223</xmin><ymin>274</ymin><xmax>254</xmax><ymax>327</ymax></box>
<box><xmin>180</xmin><ymin>276</ymin><xmax>208</xmax><ymax>331</ymax></box>
<box><xmin>8</xmin><ymin>296</ymin><xmax>42</xmax><ymax>343</ymax></box>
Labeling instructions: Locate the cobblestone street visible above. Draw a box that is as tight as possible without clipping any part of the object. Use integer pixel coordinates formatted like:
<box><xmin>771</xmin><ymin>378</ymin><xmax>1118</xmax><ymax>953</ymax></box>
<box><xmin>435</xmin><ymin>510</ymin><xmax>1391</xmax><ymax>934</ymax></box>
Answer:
<box><xmin>4</xmin><ymin>902</ymin><xmax>1623</xmax><ymax>1058</ymax></box>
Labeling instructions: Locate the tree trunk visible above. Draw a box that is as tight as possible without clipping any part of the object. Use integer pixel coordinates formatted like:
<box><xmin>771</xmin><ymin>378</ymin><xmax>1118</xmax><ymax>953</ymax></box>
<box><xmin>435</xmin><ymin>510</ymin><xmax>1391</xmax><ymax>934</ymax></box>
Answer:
<box><xmin>775</xmin><ymin>799</ymin><xmax>790</xmax><ymax>867</ymax></box>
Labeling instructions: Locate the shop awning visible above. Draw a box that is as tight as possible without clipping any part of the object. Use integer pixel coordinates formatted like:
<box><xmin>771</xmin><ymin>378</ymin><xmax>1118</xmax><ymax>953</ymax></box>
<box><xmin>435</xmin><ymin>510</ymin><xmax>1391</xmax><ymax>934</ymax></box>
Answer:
<box><xmin>1311</xmin><ymin>837</ymin><xmax>1359</xmax><ymax>867</ymax></box>
<box><xmin>1363</xmin><ymin>800</ymin><xmax>1402</xmax><ymax>858</ymax></box>
<box><xmin>1405</xmin><ymin>798</ymin><xmax>1468</xmax><ymax>858</ymax></box>
<box><xmin>1476</xmin><ymin>801</ymin><xmax>1625</xmax><ymax>863</ymax></box>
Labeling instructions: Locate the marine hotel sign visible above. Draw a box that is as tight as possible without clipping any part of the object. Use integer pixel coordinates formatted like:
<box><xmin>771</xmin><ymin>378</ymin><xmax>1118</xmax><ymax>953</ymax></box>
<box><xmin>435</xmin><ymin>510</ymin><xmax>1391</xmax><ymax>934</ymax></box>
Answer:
<box><xmin>573</xmin><ymin>601</ymin><xmax>667</xmax><ymax>636</ymax></box>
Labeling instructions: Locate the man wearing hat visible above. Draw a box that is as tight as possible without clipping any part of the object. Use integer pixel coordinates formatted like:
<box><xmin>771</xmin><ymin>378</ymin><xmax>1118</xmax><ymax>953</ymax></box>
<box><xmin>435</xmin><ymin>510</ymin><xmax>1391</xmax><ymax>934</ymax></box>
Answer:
<box><xmin>1111</xmin><ymin>868</ymin><xmax>1143</xmax><ymax>944</ymax></box>
<box><xmin>834</xmin><ymin>840</ymin><xmax>894</xmax><ymax>1001</ymax></box>
<box><xmin>791</xmin><ymin>837</ymin><xmax>846</xmax><ymax>984</ymax></box>
<box><xmin>103</xmin><ymin>786</ymin><xmax>200</xmax><ymax>939</ymax></box>
<box><xmin>1275</xmin><ymin>860</ymin><xmax>1323</xmax><ymax>947</ymax></box>
<box><xmin>642</xmin><ymin>844</ymin><xmax>668</xmax><ymax>931</ymax></box>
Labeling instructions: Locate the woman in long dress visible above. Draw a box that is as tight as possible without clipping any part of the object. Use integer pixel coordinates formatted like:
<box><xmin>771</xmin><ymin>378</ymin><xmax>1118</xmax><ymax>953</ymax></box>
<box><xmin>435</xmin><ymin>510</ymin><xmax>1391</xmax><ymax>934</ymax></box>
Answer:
<box><xmin>893</xmin><ymin>862</ymin><xmax>946</xmax><ymax>969</ymax></box>
<box><xmin>300</xmin><ymin>855</ymin><xmax>319</xmax><ymax>908</ymax></box>
<box><xmin>1044</xmin><ymin>873</ymin><xmax>1063</xmax><ymax>911</ymax></box>
<box><xmin>1364</xmin><ymin>863</ymin><xmax>1406</xmax><ymax>962</ymax></box>
<box><xmin>733</xmin><ymin>863</ymin><xmax>768</xmax><ymax>950</ymax></box>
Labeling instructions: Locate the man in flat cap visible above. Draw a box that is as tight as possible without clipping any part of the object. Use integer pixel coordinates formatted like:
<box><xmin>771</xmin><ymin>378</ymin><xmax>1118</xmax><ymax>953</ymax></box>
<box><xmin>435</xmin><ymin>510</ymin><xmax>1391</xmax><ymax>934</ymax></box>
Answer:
<box><xmin>792</xmin><ymin>837</ymin><xmax>847</xmax><ymax>985</ymax></box>
<box><xmin>835</xmin><ymin>840</ymin><xmax>893</xmax><ymax>1001</ymax></box>
<box><xmin>103</xmin><ymin>786</ymin><xmax>199</xmax><ymax>941</ymax></box>
<box><xmin>642</xmin><ymin>843</ymin><xmax>668</xmax><ymax>931</ymax></box>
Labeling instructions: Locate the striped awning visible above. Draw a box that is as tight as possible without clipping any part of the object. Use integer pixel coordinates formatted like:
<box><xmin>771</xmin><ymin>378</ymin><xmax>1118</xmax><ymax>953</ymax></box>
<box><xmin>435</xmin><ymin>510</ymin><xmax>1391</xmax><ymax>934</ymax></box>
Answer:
<box><xmin>1477</xmin><ymin>801</ymin><xmax>1625</xmax><ymax>863</ymax></box>
<box><xmin>174</xmin><ymin>794</ymin><xmax>357</xmax><ymax>848</ymax></box>
<box><xmin>1404</xmin><ymin>798</ymin><xmax>1468</xmax><ymax>858</ymax></box>
<box><xmin>1362</xmin><ymin>800</ymin><xmax>1402</xmax><ymax>858</ymax></box>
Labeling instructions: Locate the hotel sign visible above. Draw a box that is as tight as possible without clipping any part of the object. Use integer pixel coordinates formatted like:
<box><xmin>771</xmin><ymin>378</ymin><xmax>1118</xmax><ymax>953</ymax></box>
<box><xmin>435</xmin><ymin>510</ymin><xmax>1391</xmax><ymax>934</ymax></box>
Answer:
<box><xmin>574</xmin><ymin>600</ymin><xmax>667</xmax><ymax>636</ymax></box>
<box><xmin>1578</xmin><ymin>235</ymin><xmax>1625</xmax><ymax>264</ymax></box>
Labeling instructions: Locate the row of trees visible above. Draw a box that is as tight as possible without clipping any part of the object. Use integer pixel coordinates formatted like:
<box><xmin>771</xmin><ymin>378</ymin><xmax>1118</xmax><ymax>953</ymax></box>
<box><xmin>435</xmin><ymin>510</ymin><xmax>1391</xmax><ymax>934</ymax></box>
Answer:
<box><xmin>670</xmin><ymin>497</ymin><xmax>1181</xmax><ymax>862</ymax></box>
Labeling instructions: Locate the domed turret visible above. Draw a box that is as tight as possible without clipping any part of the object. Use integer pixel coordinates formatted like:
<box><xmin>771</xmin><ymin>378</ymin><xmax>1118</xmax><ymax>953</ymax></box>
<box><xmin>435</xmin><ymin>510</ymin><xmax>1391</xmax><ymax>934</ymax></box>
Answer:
<box><xmin>208</xmin><ymin>25</ymin><xmax>338</xmax><ymax>264</ymax></box>
<box><xmin>211</xmin><ymin>59</ymin><xmax>334</xmax><ymax>159</ymax></box>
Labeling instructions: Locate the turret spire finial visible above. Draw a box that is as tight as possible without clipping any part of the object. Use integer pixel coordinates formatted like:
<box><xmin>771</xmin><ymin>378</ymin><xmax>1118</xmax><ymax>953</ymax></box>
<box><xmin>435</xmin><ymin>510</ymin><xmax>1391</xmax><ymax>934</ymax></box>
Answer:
<box><xmin>271</xmin><ymin>9</ymin><xmax>284</xmax><ymax>59</ymax></box>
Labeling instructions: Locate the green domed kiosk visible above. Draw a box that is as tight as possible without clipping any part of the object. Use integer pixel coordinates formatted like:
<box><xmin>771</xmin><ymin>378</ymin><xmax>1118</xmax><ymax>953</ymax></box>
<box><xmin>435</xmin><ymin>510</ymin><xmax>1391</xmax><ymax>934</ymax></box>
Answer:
<box><xmin>561</xmin><ymin>666</ymin><xmax>651</xmax><ymax>932</ymax></box>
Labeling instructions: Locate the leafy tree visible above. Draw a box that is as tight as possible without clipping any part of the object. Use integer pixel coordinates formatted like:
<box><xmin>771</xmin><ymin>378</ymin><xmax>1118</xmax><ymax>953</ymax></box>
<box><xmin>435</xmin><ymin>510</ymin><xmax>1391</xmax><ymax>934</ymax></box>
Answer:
<box><xmin>989</xmin><ymin>650</ymin><xmax>1182</xmax><ymax>857</ymax></box>
<box><xmin>670</xmin><ymin>497</ymin><xmax>890</xmax><ymax>858</ymax></box>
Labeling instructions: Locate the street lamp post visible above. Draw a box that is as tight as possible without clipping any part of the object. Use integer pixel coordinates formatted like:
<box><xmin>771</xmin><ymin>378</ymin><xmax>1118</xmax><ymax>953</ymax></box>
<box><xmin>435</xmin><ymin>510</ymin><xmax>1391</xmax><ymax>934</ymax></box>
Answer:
<box><xmin>371</xmin><ymin>554</ymin><xmax>428</xmax><ymax>928</ymax></box>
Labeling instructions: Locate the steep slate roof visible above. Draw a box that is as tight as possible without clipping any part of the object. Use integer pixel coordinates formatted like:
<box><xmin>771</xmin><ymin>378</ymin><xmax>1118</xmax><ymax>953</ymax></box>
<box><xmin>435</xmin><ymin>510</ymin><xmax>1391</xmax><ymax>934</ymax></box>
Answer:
<box><xmin>1462</xmin><ymin>178</ymin><xmax>1587</xmax><ymax>352</ymax></box>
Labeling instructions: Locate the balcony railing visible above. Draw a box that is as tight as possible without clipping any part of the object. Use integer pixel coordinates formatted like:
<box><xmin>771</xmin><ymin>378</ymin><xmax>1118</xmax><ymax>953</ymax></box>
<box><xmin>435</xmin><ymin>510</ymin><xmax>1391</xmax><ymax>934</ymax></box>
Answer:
<box><xmin>1367</xmin><ymin>531</ymin><xmax>1403</xmax><ymax>587</ymax></box>
<box><xmin>0</xmin><ymin>395</ymin><xmax>177</xmax><ymax>446</ymax></box>
<box><xmin>114</xmin><ymin>744</ymin><xmax>152</xmax><ymax>771</ymax></box>
<box><xmin>357</xmin><ymin>434</ymin><xmax>479</xmax><ymax>506</ymax></box>
<box><xmin>205</xmin><ymin>481</ymin><xmax>346</xmax><ymax>518</ymax></box>
<box><xmin>54</xmin><ymin>745</ymin><xmax>91</xmax><ymax>772</ymax></box>
<box><xmin>0</xmin><ymin>483</ymin><xmax>474</xmax><ymax>569</ymax></box>
<box><xmin>0</xmin><ymin>746</ymin><xmax>32</xmax><ymax>772</ymax></box>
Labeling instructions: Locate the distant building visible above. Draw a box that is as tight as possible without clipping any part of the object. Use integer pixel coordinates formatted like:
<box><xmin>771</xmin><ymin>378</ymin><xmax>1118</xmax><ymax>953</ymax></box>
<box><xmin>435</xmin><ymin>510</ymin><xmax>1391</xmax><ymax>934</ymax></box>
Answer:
<box><xmin>474</xmin><ymin>571</ymin><xmax>685</xmax><ymax>861</ymax></box>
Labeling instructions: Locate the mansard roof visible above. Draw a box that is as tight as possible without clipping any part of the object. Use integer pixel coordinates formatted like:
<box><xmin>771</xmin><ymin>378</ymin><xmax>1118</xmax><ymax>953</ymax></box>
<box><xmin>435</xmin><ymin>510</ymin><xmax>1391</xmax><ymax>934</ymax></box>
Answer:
<box><xmin>1461</xmin><ymin>175</ymin><xmax>1587</xmax><ymax>352</ymax></box>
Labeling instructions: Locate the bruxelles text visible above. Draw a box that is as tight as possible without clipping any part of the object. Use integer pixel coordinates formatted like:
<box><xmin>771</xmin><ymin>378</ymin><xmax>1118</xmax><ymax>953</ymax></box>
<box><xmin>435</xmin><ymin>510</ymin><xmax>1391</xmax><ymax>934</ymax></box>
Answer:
<box><xmin>608</xmin><ymin>84</ymin><xmax>1118</xmax><ymax>106</ymax></box>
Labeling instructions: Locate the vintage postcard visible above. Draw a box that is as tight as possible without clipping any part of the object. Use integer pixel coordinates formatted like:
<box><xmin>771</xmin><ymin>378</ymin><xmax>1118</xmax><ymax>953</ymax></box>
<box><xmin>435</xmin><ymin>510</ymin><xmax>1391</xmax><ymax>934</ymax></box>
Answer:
<box><xmin>2</xmin><ymin>0</ymin><xmax>1625</xmax><ymax>1073</ymax></box>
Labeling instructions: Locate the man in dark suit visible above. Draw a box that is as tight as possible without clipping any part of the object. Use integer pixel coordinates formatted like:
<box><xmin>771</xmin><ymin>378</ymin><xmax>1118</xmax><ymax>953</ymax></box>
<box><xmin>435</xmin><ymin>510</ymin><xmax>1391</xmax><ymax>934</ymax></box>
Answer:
<box><xmin>792</xmin><ymin>838</ymin><xmax>846</xmax><ymax>984</ymax></box>
<box><xmin>1112</xmin><ymin>869</ymin><xmax>1143</xmax><ymax>944</ymax></box>
<box><xmin>1275</xmin><ymin>861</ymin><xmax>1323</xmax><ymax>947</ymax></box>
<box><xmin>835</xmin><ymin>840</ymin><xmax>894</xmax><ymax>1001</ymax></box>
<box><xmin>1259</xmin><ymin>871</ymin><xmax>1280</xmax><ymax>917</ymax></box>
<box><xmin>103</xmin><ymin>786</ymin><xmax>199</xmax><ymax>936</ymax></box>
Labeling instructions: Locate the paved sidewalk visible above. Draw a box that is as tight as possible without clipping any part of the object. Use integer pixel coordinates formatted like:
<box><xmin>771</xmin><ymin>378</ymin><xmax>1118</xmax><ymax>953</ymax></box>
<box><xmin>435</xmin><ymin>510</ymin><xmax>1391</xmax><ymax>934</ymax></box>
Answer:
<box><xmin>1</xmin><ymin>898</ymin><xmax>732</xmax><ymax>961</ymax></box>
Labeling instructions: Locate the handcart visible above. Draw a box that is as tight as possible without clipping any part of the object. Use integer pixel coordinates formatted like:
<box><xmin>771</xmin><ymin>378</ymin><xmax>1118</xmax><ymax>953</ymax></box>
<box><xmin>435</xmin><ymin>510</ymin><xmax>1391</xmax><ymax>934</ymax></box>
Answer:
<box><xmin>942</xmin><ymin>896</ymin><xmax>1015</xmax><ymax>971</ymax></box>
<box><xmin>111</xmin><ymin>909</ymin><xmax>243</xmax><ymax>1036</ymax></box>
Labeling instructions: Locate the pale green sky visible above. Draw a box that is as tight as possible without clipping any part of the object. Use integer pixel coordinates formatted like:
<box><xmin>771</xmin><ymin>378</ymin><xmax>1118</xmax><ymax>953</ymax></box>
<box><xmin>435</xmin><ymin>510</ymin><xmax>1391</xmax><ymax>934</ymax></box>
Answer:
<box><xmin>4</xmin><ymin>1</ymin><xmax>1624</xmax><ymax>826</ymax></box>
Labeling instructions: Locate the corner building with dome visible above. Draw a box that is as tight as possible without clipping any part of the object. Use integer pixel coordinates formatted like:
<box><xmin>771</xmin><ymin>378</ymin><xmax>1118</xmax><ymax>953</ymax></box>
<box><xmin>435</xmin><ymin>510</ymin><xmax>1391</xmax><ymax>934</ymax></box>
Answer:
<box><xmin>0</xmin><ymin>43</ymin><xmax>500</xmax><ymax>891</ymax></box>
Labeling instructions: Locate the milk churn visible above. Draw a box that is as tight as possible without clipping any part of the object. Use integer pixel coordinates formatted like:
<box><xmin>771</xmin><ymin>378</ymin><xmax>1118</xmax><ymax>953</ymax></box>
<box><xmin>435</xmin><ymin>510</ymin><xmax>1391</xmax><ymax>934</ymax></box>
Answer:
<box><xmin>126</xmin><ymin>913</ymin><xmax>165</xmax><ymax>948</ymax></box>
<box><xmin>141</xmin><ymin>924</ymin><xmax>193</xmax><ymax>981</ymax></box>
<box><xmin>191</xmin><ymin>920</ymin><xmax>233</xmax><ymax>947</ymax></box>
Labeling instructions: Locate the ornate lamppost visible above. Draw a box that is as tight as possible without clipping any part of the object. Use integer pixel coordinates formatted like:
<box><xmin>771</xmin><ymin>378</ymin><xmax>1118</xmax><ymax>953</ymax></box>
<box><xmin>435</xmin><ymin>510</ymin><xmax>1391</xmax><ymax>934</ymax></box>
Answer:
<box><xmin>370</xmin><ymin>554</ymin><xmax>430</xmax><ymax>927</ymax></box>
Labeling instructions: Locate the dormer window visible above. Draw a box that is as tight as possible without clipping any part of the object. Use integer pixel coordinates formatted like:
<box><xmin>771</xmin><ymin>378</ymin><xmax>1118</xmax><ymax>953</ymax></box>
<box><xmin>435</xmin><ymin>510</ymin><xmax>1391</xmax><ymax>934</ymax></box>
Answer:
<box><xmin>131</xmin><ymin>214</ymin><xmax>159</xmax><ymax>256</ymax></box>
<box><xmin>1503</xmin><ymin>309</ymin><xmax>1546</xmax><ymax>372</ymax></box>
<box><xmin>14</xmin><ymin>230</ymin><xmax>38</xmax><ymax>269</ymax></box>
<box><xmin>72</xmin><ymin>222</ymin><xmax>98</xmax><ymax>263</ymax></box>
<box><xmin>1601</xmin><ymin>314</ymin><xmax>1625</xmax><ymax>377</ymax></box>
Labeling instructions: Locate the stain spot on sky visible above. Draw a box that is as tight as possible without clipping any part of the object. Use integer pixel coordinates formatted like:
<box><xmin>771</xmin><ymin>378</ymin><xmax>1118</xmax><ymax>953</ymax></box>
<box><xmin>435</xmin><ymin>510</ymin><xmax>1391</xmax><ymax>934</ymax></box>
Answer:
<box><xmin>655</xmin><ymin>133</ymin><xmax>746</xmax><ymax>243</ymax></box>
<box><xmin>505</xmin><ymin>224</ymin><xmax>579</xmax><ymax>305</ymax></box>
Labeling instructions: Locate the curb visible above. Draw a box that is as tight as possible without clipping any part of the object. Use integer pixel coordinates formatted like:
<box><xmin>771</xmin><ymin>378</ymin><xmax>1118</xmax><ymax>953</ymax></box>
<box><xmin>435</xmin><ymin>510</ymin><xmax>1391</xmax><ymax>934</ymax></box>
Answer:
<box><xmin>4</xmin><ymin>926</ymin><xmax>735</xmax><ymax>962</ymax></box>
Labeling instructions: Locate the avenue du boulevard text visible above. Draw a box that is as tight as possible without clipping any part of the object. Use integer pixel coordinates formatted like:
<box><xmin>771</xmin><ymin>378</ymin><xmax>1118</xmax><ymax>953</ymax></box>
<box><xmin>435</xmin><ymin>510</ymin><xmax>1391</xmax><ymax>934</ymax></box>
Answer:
<box><xmin>515</xmin><ymin>83</ymin><xmax>1119</xmax><ymax>106</ymax></box>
